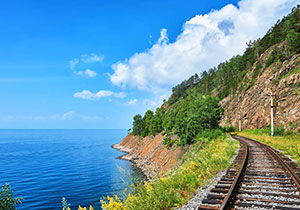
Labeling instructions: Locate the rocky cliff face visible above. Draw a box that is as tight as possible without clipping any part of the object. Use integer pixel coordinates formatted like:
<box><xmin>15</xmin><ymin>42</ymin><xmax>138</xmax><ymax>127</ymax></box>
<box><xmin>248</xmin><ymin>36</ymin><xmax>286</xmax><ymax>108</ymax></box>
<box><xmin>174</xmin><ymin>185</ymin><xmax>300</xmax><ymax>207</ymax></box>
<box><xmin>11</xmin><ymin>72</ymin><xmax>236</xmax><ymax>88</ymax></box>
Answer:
<box><xmin>113</xmin><ymin>133</ymin><xmax>182</xmax><ymax>179</ymax></box>
<box><xmin>220</xmin><ymin>43</ymin><xmax>300</xmax><ymax>131</ymax></box>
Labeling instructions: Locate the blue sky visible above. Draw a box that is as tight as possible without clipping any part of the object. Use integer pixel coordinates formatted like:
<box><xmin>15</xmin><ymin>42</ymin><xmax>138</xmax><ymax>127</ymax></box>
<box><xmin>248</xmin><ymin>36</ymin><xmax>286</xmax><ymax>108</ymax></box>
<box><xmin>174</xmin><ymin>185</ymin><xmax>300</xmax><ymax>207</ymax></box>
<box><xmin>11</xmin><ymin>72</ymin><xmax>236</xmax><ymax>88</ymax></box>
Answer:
<box><xmin>0</xmin><ymin>0</ymin><xmax>298</xmax><ymax>129</ymax></box>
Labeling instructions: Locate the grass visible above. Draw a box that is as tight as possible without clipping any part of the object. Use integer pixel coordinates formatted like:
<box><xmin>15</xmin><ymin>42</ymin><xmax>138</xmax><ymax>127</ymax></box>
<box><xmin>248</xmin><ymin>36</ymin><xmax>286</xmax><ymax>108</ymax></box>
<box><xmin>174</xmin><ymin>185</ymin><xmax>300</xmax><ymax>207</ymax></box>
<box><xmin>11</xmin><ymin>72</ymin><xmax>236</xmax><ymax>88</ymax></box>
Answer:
<box><xmin>280</xmin><ymin>67</ymin><xmax>300</xmax><ymax>80</ymax></box>
<box><xmin>99</xmin><ymin>134</ymin><xmax>239</xmax><ymax>210</ymax></box>
<box><xmin>239</xmin><ymin>128</ymin><xmax>300</xmax><ymax>165</ymax></box>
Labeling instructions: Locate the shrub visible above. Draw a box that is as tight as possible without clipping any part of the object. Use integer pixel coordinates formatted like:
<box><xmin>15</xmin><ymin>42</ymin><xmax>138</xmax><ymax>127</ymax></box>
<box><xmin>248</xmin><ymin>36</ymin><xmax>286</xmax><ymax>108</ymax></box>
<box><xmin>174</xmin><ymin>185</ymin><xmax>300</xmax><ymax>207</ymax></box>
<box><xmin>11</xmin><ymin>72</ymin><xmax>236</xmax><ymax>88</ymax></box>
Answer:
<box><xmin>100</xmin><ymin>136</ymin><xmax>238</xmax><ymax>210</ymax></box>
<box><xmin>0</xmin><ymin>184</ymin><xmax>22</xmax><ymax>210</ymax></box>
<box><xmin>274</xmin><ymin>126</ymin><xmax>286</xmax><ymax>136</ymax></box>
<box><xmin>265</xmin><ymin>49</ymin><xmax>278</xmax><ymax>68</ymax></box>
<box><xmin>197</xmin><ymin>129</ymin><xmax>223</xmax><ymax>141</ymax></box>
<box><xmin>222</xmin><ymin>125</ymin><xmax>236</xmax><ymax>133</ymax></box>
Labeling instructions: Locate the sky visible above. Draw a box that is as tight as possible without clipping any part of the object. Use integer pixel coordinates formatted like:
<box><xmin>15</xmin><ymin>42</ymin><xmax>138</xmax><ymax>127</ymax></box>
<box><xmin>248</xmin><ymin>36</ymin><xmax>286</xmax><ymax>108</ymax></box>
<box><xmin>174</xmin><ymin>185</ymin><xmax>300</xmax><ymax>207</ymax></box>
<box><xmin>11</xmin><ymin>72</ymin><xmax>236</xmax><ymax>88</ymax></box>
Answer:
<box><xmin>0</xmin><ymin>0</ymin><xmax>298</xmax><ymax>129</ymax></box>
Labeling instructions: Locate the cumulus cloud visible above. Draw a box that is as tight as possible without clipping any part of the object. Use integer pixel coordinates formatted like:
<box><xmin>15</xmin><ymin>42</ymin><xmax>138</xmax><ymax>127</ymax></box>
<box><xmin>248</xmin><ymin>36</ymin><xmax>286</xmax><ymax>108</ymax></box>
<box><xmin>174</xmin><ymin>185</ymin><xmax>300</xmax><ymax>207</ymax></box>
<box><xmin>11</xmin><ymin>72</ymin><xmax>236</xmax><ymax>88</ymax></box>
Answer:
<box><xmin>73</xmin><ymin>90</ymin><xmax>126</xmax><ymax>100</ymax></box>
<box><xmin>110</xmin><ymin>0</ymin><xmax>298</xmax><ymax>92</ymax></box>
<box><xmin>76</xmin><ymin>69</ymin><xmax>98</xmax><ymax>78</ymax></box>
<box><xmin>124</xmin><ymin>99</ymin><xmax>138</xmax><ymax>106</ymax></box>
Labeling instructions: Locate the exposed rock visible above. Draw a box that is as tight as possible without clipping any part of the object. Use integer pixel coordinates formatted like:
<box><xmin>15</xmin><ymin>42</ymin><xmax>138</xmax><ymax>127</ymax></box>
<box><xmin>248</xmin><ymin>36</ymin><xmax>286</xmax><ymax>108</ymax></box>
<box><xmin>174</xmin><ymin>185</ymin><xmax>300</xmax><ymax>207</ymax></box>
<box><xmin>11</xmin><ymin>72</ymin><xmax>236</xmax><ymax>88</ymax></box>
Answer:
<box><xmin>113</xmin><ymin>133</ymin><xmax>182</xmax><ymax>179</ymax></box>
<box><xmin>220</xmin><ymin>49</ymin><xmax>300</xmax><ymax>132</ymax></box>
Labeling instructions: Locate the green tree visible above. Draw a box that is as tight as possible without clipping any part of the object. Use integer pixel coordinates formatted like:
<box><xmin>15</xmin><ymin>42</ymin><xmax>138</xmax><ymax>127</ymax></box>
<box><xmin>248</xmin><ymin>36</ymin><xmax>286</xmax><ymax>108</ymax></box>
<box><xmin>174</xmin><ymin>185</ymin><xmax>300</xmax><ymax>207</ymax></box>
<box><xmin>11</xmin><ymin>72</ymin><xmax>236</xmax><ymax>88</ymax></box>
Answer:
<box><xmin>132</xmin><ymin>114</ymin><xmax>144</xmax><ymax>136</ymax></box>
<box><xmin>150</xmin><ymin>108</ymin><xmax>164</xmax><ymax>135</ymax></box>
<box><xmin>0</xmin><ymin>184</ymin><xmax>22</xmax><ymax>210</ymax></box>
<box><xmin>286</xmin><ymin>29</ymin><xmax>300</xmax><ymax>55</ymax></box>
<box><xmin>142</xmin><ymin>110</ymin><xmax>154</xmax><ymax>137</ymax></box>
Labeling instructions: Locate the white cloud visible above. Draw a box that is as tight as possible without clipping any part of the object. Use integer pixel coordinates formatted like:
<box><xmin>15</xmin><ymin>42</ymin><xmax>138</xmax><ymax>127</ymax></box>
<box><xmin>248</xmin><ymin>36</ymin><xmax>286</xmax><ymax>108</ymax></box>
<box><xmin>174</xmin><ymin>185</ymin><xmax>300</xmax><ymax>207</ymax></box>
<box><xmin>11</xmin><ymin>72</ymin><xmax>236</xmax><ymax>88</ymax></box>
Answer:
<box><xmin>73</xmin><ymin>90</ymin><xmax>126</xmax><ymax>100</ymax></box>
<box><xmin>142</xmin><ymin>93</ymin><xmax>170</xmax><ymax>107</ymax></box>
<box><xmin>62</xmin><ymin>111</ymin><xmax>75</xmax><ymax>120</ymax></box>
<box><xmin>124</xmin><ymin>99</ymin><xmax>138</xmax><ymax>106</ymax></box>
<box><xmin>69</xmin><ymin>53</ymin><xmax>103</xmax><ymax>77</ymax></box>
<box><xmin>69</xmin><ymin>59</ymin><xmax>79</xmax><ymax>71</ymax></box>
<box><xmin>110</xmin><ymin>0</ymin><xmax>298</xmax><ymax>92</ymax></box>
<box><xmin>81</xmin><ymin>53</ymin><xmax>104</xmax><ymax>63</ymax></box>
<box><xmin>77</xmin><ymin>69</ymin><xmax>98</xmax><ymax>78</ymax></box>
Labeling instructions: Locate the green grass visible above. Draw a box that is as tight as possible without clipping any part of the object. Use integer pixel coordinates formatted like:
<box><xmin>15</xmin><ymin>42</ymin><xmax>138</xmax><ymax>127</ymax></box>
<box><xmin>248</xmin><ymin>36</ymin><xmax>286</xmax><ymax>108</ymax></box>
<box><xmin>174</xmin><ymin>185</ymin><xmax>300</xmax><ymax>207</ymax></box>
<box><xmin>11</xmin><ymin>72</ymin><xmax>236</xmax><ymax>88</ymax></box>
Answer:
<box><xmin>281</xmin><ymin>67</ymin><xmax>300</xmax><ymax>80</ymax></box>
<box><xmin>239</xmin><ymin>129</ymin><xmax>300</xmax><ymax>165</ymax></box>
<box><xmin>274</xmin><ymin>66</ymin><xmax>300</xmax><ymax>84</ymax></box>
<box><xmin>100</xmin><ymin>135</ymin><xmax>239</xmax><ymax>210</ymax></box>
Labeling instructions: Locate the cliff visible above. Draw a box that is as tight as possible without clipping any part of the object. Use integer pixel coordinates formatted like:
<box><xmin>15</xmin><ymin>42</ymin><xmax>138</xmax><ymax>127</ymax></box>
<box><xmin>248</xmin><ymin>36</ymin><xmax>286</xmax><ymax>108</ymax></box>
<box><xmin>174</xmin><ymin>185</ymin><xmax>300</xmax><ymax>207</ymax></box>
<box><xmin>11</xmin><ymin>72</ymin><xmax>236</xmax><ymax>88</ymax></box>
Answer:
<box><xmin>113</xmin><ymin>133</ymin><xmax>182</xmax><ymax>179</ymax></box>
<box><xmin>220</xmin><ymin>43</ymin><xmax>300</xmax><ymax>132</ymax></box>
<box><xmin>163</xmin><ymin>7</ymin><xmax>300</xmax><ymax>132</ymax></box>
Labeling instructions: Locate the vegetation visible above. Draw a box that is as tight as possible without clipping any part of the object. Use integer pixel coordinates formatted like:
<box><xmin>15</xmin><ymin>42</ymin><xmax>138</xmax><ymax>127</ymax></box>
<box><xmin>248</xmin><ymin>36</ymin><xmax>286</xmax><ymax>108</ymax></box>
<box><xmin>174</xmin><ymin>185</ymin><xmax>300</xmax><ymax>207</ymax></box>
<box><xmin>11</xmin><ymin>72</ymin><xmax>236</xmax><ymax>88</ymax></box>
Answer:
<box><xmin>131</xmin><ymin>6</ymin><xmax>300</xmax><ymax>146</ymax></box>
<box><xmin>61</xmin><ymin>205</ymin><xmax>94</xmax><ymax>210</ymax></box>
<box><xmin>222</xmin><ymin>125</ymin><xmax>236</xmax><ymax>133</ymax></box>
<box><xmin>75</xmin><ymin>6</ymin><xmax>300</xmax><ymax>210</ymax></box>
<box><xmin>132</xmin><ymin>90</ymin><xmax>224</xmax><ymax>146</ymax></box>
<box><xmin>168</xmin><ymin>6</ymin><xmax>300</xmax><ymax>102</ymax></box>
<box><xmin>100</xmin><ymin>135</ymin><xmax>239</xmax><ymax>210</ymax></box>
<box><xmin>0</xmin><ymin>184</ymin><xmax>22</xmax><ymax>210</ymax></box>
<box><xmin>61</xmin><ymin>197</ymin><xmax>95</xmax><ymax>210</ymax></box>
<box><xmin>65</xmin><ymin>6</ymin><xmax>300</xmax><ymax>210</ymax></box>
<box><xmin>239</xmin><ymin>128</ymin><xmax>300</xmax><ymax>165</ymax></box>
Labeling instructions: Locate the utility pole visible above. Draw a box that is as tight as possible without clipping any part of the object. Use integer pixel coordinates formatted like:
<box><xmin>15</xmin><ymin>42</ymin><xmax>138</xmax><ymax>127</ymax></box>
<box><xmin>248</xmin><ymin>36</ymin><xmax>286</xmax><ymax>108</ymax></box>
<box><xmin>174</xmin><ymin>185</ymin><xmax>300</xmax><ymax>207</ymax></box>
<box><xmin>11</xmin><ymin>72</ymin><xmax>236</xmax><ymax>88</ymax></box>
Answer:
<box><xmin>239</xmin><ymin>111</ymin><xmax>242</xmax><ymax>132</ymax></box>
<box><xmin>270</xmin><ymin>79</ymin><xmax>274</xmax><ymax>136</ymax></box>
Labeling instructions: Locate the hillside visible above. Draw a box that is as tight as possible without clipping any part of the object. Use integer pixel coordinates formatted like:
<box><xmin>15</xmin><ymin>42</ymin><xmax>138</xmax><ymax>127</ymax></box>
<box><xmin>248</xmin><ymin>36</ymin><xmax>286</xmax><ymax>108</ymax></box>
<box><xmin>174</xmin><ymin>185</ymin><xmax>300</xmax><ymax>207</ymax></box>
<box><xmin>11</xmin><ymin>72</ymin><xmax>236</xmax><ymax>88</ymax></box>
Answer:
<box><xmin>103</xmin><ymin>5</ymin><xmax>300</xmax><ymax>210</ymax></box>
<box><xmin>132</xmin><ymin>5</ymin><xmax>300</xmax><ymax>140</ymax></box>
<box><xmin>220</xmin><ymin>47</ymin><xmax>300</xmax><ymax>130</ymax></box>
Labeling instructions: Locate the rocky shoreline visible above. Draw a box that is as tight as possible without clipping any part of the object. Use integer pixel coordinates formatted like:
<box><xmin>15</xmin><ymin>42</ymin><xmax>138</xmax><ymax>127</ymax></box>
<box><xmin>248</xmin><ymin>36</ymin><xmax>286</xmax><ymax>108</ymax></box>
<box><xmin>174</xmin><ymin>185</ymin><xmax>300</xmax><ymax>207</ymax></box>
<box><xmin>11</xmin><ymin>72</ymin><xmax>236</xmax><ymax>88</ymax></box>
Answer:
<box><xmin>112</xmin><ymin>133</ymin><xmax>182</xmax><ymax>179</ymax></box>
<box><xmin>113</xmin><ymin>135</ymin><xmax>240</xmax><ymax>209</ymax></box>
<box><xmin>112</xmin><ymin>143</ymin><xmax>132</xmax><ymax>161</ymax></box>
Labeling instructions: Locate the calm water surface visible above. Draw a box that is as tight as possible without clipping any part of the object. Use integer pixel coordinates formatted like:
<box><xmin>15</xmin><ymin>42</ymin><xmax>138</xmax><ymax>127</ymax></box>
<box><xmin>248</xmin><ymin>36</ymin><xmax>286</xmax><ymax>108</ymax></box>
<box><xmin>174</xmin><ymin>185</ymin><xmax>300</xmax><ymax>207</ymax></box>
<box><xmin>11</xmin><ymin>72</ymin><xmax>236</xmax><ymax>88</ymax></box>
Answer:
<box><xmin>0</xmin><ymin>129</ymin><xmax>142</xmax><ymax>209</ymax></box>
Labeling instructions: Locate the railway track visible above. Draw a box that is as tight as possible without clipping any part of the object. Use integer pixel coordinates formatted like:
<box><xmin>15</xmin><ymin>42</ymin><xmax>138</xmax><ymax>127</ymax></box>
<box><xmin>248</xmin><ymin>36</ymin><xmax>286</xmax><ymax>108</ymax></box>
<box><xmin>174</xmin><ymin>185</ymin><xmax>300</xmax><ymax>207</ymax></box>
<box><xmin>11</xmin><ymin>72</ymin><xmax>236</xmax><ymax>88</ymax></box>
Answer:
<box><xmin>198</xmin><ymin>135</ymin><xmax>300</xmax><ymax>210</ymax></box>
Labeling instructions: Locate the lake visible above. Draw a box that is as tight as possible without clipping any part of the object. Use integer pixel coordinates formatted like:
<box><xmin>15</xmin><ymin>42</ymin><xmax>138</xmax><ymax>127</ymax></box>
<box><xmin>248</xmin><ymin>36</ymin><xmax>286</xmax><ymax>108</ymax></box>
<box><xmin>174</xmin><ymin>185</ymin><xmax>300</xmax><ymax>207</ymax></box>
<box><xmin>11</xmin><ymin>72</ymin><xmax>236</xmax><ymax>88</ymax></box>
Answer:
<box><xmin>0</xmin><ymin>129</ymin><xmax>142</xmax><ymax>209</ymax></box>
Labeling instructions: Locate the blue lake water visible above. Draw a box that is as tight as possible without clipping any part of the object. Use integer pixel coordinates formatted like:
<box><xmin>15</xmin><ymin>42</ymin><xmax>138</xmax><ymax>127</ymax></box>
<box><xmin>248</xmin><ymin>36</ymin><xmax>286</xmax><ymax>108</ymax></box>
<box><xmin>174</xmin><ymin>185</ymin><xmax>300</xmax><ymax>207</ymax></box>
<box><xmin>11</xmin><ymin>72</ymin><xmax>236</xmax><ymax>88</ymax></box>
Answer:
<box><xmin>0</xmin><ymin>129</ymin><xmax>142</xmax><ymax>209</ymax></box>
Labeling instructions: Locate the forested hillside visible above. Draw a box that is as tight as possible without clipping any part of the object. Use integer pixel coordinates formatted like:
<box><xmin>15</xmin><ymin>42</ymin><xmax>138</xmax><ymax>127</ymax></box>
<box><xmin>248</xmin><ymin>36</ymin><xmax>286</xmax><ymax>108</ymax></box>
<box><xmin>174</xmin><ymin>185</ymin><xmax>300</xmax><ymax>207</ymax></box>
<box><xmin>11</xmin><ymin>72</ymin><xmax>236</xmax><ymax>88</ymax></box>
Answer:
<box><xmin>131</xmin><ymin>5</ymin><xmax>300</xmax><ymax>145</ymax></box>
<box><xmin>170</xmin><ymin>5</ymin><xmax>300</xmax><ymax>102</ymax></box>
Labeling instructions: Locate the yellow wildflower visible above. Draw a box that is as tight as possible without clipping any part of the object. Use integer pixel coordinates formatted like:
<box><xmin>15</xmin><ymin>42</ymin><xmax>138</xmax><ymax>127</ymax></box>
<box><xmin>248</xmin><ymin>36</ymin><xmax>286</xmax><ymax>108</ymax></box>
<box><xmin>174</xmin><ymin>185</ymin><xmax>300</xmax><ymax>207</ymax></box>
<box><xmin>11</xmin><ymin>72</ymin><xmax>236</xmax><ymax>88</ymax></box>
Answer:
<box><xmin>160</xmin><ymin>177</ymin><xmax>167</xmax><ymax>182</ymax></box>
<box><xmin>78</xmin><ymin>205</ymin><xmax>87</xmax><ymax>210</ymax></box>
<box><xmin>101</xmin><ymin>195</ymin><xmax>124</xmax><ymax>210</ymax></box>
<box><xmin>189</xmin><ymin>161</ymin><xmax>199</xmax><ymax>170</ymax></box>
<box><xmin>145</xmin><ymin>181</ymin><xmax>153</xmax><ymax>192</ymax></box>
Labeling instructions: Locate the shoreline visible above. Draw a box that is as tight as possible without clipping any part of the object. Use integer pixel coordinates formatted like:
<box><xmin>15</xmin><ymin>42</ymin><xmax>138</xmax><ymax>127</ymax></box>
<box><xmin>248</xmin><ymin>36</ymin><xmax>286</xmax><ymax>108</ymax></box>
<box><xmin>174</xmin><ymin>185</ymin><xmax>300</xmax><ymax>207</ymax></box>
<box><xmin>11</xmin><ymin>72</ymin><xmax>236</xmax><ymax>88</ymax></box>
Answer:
<box><xmin>112</xmin><ymin>143</ymin><xmax>149</xmax><ymax>180</ymax></box>
<box><xmin>112</xmin><ymin>143</ymin><xmax>132</xmax><ymax>161</ymax></box>
<box><xmin>111</xmin><ymin>134</ymin><xmax>182</xmax><ymax>180</ymax></box>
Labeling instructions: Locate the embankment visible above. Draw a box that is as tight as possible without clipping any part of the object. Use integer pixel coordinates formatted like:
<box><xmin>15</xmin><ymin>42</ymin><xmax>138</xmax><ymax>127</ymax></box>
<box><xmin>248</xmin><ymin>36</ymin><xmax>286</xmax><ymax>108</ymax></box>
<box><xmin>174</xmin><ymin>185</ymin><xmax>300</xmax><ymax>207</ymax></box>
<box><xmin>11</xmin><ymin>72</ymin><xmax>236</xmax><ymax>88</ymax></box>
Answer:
<box><xmin>113</xmin><ymin>133</ymin><xmax>182</xmax><ymax>179</ymax></box>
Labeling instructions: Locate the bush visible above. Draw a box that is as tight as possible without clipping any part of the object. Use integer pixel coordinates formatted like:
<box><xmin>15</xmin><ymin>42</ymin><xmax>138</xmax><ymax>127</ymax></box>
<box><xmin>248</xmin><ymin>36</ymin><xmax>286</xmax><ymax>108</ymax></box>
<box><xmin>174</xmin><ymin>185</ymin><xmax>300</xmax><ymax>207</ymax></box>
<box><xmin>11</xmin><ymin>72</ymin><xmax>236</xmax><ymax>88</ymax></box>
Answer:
<box><xmin>0</xmin><ymin>184</ymin><xmax>22</xmax><ymax>210</ymax></box>
<box><xmin>197</xmin><ymin>129</ymin><xmax>223</xmax><ymax>141</ymax></box>
<box><xmin>163</xmin><ymin>135</ymin><xmax>178</xmax><ymax>147</ymax></box>
<box><xmin>274</xmin><ymin>126</ymin><xmax>286</xmax><ymax>136</ymax></box>
<box><xmin>287</xmin><ymin>29</ymin><xmax>300</xmax><ymax>55</ymax></box>
<box><xmin>100</xmin><ymin>136</ymin><xmax>238</xmax><ymax>210</ymax></box>
<box><xmin>222</xmin><ymin>125</ymin><xmax>236</xmax><ymax>133</ymax></box>
<box><xmin>265</xmin><ymin>49</ymin><xmax>278</xmax><ymax>68</ymax></box>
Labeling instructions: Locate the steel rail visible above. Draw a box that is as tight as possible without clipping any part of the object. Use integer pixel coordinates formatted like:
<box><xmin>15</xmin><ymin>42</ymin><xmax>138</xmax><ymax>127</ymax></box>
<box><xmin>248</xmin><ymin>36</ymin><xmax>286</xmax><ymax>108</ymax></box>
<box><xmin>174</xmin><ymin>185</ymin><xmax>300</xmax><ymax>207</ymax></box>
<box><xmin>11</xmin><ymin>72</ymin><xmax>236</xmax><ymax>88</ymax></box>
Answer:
<box><xmin>219</xmin><ymin>136</ymin><xmax>248</xmax><ymax>210</ymax></box>
<box><xmin>236</xmin><ymin>135</ymin><xmax>300</xmax><ymax>191</ymax></box>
